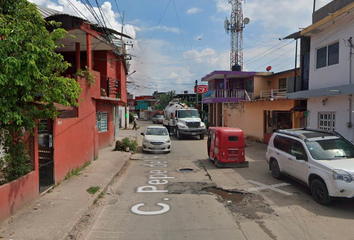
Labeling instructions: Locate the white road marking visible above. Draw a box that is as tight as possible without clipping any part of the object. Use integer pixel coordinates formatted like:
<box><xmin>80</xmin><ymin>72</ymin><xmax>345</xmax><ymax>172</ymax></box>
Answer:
<box><xmin>246</xmin><ymin>180</ymin><xmax>292</xmax><ymax>196</ymax></box>
<box><xmin>143</xmin><ymin>156</ymin><xmax>166</xmax><ymax>159</ymax></box>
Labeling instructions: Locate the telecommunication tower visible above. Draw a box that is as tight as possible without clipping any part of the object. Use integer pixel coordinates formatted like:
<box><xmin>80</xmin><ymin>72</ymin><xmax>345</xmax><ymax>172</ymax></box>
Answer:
<box><xmin>224</xmin><ymin>0</ymin><xmax>250</xmax><ymax>71</ymax></box>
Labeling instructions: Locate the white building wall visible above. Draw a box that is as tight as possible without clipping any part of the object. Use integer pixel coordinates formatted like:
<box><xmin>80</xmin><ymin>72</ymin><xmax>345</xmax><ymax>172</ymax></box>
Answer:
<box><xmin>307</xmin><ymin>95</ymin><xmax>354</xmax><ymax>141</ymax></box>
<box><xmin>309</xmin><ymin>11</ymin><xmax>354</xmax><ymax>89</ymax></box>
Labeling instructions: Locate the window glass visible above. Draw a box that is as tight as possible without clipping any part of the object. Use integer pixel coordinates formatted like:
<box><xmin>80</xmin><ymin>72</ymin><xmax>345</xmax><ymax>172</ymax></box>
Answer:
<box><xmin>318</xmin><ymin>112</ymin><xmax>335</xmax><ymax>131</ymax></box>
<box><xmin>279</xmin><ymin>78</ymin><xmax>287</xmax><ymax>89</ymax></box>
<box><xmin>96</xmin><ymin>112</ymin><xmax>108</xmax><ymax>132</ymax></box>
<box><xmin>316</xmin><ymin>46</ymin><xmax>327</xmax><ymax>69</ymax></box>
<box><xmin>305</xmin><ymin>138</ymin><xmax>354</xmax><ymax>160</ymax></box>
<box><xmin>228</xmin><ymin>136</ymin><xmax>238</xmax><ymax>142</ymax></box>
<box><xmin>328</xmin><ymin>42</ymin><xmax>339</xmax><ymax>66</ymax></box>
<box><xmin>274</xmin><ymin>136</ymin><xmax>291</xmax><ymax>153</ymax></box>
<box><xmin>290</xmin><ymin>140</ymin><xmax>307</xmax><ymax>160</ymax></box>
<box><xmin>146</xmin><ymin>128</ymin><xmax>168</xmax><ymax>135</ymax></box>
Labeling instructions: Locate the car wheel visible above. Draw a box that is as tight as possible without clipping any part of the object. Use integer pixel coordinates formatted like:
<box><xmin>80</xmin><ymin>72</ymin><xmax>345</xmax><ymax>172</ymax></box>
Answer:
<box><xmin>310</xmin><ymin>178</ymin><xmax>331</xmax><ymax>205</ymax></box>
<box><xmin>200</xmin><ymin>134</ymin><xmax>204</xmax><ymax>140</ymax></box>
<box><xmin>270</xmin><ymin>160</ymin><xmax>281</xmax><ymax>179</ymax></box>
<box><xmin>176</xmin><ymin>128</ymin><xmax>182</xmax><ymax>140</ymax></box>
<box><xmin>214</xmin><ymin>158</ymin><xmax>219</xmax><ymax>168</ymax></box>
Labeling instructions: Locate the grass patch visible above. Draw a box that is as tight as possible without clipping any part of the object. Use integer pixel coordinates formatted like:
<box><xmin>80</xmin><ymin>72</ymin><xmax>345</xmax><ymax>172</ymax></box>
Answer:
<box><xmin>93</xmin><ymin>191</ymin><xmax>105</xmax><ymax>205</ymax></box>
<box><xmin>87</xmin><ymin>186</ymin><xmax>100</xmax><ymax>194</ymax></box>
<box><xmin>65</xmin><ymin>161</ymin><xmax>91</xmax><ymax>180</ymax></box>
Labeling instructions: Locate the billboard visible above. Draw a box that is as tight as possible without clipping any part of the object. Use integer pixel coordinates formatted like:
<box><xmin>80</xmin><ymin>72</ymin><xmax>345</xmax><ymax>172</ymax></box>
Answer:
<box><xmin>194</xmin><ymin>85</ymin><xmax>208</xmax><ymax>94</ymax></box>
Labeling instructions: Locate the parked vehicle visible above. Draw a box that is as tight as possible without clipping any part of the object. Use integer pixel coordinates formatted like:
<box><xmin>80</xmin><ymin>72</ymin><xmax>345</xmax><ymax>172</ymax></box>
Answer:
<box><xmin>163</xmin><ymin>99</ymin><xmax>205</xmax><ymax>140</ymax></box>
<box><xmin>207</xmin><ymin>127</ymin><xmax>249</xmax><ymax>168</ymax></box>
<box><xmin>152</xmin><ymin>115</ymin><xmax>164</xmax><ymax>124</ymax></box>
<box><xmin>141</xmin><ymin>126</ymin><xmax>171</xmax><ymax>153</ymax></box>
<box><xmin>266</xmin><ymin>128</ymin><xmax>354</xmax><ymax>205</ymax></box>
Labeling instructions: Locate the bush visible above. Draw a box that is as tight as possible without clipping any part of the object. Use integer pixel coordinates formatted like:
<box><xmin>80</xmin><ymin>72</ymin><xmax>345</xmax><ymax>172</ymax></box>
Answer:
<box><xmin>115</xmin><ymin>137</ymin><xmax>138</xmax><ymax>152</ymax></box>
<box><xmin>129</xmin><ymin>112</ymin><xmax>135</xmax><ymax>123</ymax></box>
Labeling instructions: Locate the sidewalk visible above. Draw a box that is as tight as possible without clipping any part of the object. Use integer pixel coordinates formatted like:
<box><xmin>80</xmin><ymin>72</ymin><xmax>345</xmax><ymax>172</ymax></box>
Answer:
<box><xmin>0</xmin><ymin>128</ymin><xmax>140</xmax><ymax>240</ymax></box>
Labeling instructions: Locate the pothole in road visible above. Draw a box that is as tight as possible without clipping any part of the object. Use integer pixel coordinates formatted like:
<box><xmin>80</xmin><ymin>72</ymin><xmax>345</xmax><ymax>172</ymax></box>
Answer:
<box><xmin>167</xmin><ymin>182</ymin><xmax>274</xmax><ymax>220</ymax></box>
<box><xmin>202</xmin><ymin>187</ymin><xmax>245</xmax><ymax>205</ymax></box>
<box><xmin>179</xmin><ymin>168</ymin><xmax>193</xmax><ymax>173</ymax></box>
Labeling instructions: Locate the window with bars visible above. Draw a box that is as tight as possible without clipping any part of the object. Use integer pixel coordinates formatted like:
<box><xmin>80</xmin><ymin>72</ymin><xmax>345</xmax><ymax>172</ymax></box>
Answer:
<box><xmin>96</xmin><ymin>112</ymin><xmax>108</xmax><ymax>132</ymax></box>
<box><xmin>316</xmin><ymin>42</ymin><xmax>339</xmax><ymax>69</ymax></box>
<box><xmin>318</xmin><ymin>112</ymin><xmax>335</xmax><ymax>131</ymax></box>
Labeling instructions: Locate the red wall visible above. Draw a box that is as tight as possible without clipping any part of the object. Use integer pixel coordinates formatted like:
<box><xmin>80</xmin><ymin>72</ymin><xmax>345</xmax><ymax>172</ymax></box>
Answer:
<box><xmin>0</xmin><ymin>125</ymin><xmax>39</xmax><ymax>223</ymax></box>
<box><xmin>53</xmin><ymin>72</ymin><xmax>100</xmax><ymax>183</ymax></box>
<box><xmin>0</xmin><ymin>171</ymin><xmax>39</xmax><ymax>222</ymax></box>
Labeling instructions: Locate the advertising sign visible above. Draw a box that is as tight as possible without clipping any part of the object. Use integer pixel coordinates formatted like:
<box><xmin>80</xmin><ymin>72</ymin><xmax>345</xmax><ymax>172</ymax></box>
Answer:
<box><xmin>194</xmin><ymin>85</ymin><xmax>208</xmax><ymax>94</ymax></box>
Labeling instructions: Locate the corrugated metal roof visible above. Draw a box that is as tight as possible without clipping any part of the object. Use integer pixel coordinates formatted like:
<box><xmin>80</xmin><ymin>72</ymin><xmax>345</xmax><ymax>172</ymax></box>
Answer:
<box><xmin>36</xmin><ymin>5</ymin><xmax>62</xmax><ymax>18</ymax></box>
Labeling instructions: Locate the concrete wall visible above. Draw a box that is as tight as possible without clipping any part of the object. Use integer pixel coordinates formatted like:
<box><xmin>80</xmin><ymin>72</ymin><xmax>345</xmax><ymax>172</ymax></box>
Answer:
<box><xmin>309</xmin><ymin>10</ymin><xmax>354</xmax><ymax>89</ymax></box>
<box><xmin>307</xmin><ymin>95</ymin><xmax>354</xmax><ymax>141</ymax></box>
<box><xmin>53</xmin><ymin>72</ymin><xmax>100</xmax><ymax>183</ymax></box>
<box><xmin>0</xmin><ymin>171</ymin><xmax>39</xmax><ymax>223</ymax></box>
<box><xmin>224</xmin><ymin>100</ymin><xmax>295</xmax><ymax>141</ymax></box>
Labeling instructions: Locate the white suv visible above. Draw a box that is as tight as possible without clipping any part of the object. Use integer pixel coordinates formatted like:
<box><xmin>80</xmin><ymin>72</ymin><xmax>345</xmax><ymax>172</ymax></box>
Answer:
<box><xmin>266</xmin><ymin>128</ymin><xmax>354</xmax><ymax>205</ymax></box>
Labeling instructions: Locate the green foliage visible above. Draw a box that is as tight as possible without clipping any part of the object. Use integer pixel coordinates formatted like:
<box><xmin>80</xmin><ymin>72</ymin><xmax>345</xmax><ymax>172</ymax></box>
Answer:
<box><xmin>0</xmin><ymin>0</ymin><xmax>81</xmax><ymax>133</ymax></box>
<box><xmin>65</xmin><ymin>161</ymin><xmax>91</xmax><ymax>180</ymax></box>
<box><xmin>87</xmin><ymin>186</ymin><xmax>100</xmax><ymax>194</ymax></box>
<box><xmin>76</xmin><ymin>66</ymin><xmax>95</xmax><ymax>87</ymax></box>
<box><xmin>153</xmin><ymin>91</ymin><xmax>176</xmax><ymax>110</ymax></box>
<box><xmin>1</xmin><ymin>128</ymin><xmax>32</xmax><ymax>182</ymax></box>
<box><xmin>129</xmin><ymin>112</ymin><xmax>135</xmax><ymax>123</ymax></box>
<box><xmin>114</xmin><ymin>137</ymin><xmax>138</xmax><ymax>152</ymax></box>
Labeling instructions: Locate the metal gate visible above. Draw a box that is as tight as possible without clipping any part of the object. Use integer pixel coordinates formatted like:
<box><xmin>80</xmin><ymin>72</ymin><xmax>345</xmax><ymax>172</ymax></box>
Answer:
<box><xmin>38</xmin><ymin>119</ymin><xmax>54</xmax><ymax>193</ymax></box>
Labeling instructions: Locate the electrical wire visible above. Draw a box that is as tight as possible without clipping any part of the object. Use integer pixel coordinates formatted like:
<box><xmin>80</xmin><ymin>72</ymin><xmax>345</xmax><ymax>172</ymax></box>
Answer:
<box><xmin>140</xmin><ymin>0</ymin><xmax>172</xmax><ymax>57</ymax></box>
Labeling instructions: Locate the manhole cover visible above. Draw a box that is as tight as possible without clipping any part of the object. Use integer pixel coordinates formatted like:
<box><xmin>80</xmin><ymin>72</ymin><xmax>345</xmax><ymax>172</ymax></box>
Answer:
<box><xmin>179</xmin><ymin>168</ymin><xmax>193</xmax><ymax>173</ymax></box>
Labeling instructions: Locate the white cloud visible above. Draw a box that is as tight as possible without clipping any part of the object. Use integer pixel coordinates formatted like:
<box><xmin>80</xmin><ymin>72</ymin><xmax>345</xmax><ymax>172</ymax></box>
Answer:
<box><xmin>214</xmin><ymin>0</ymin><xmax>231</xmax><ymax>13</ymax></box>
<box><xmin>183</xmin><ymin>48</ymin><xmax>228</xmax><ymax>70</ymax></box>
<box><xmin>187</xmin><ymin>7</ymin><xmax>202</xmax><ymax>14</ymax></box>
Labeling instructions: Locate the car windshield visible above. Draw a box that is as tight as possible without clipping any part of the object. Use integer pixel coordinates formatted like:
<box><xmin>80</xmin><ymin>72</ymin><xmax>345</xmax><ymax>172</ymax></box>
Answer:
<box><xmin>305</xmin><ymin>138</ymin><xmax>354</xmax><ymax>160</ymax></box>
<box><xmin>146</xmin><ymin>128</ymin><xmax>168</xmax><ymax>136</ymax></box>
<box><xmin>157</xmin><ymin>115</ymin><xmax>164</xmax><ymax>118</ymax></box>
<box><xmin>178</xmin><ymin>110</ymin><xmax>199</xmax><ymax>118</ymax></box>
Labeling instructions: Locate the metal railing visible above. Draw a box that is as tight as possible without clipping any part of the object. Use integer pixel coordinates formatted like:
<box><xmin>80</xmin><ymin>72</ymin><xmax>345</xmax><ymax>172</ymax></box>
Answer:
<box><xmin>100</xmin><ymin>75</ymin><xmax>121</xmax><ymax>98</ymax></box>
<box><xmin>205</xmin><ymin>89</ymin><xmax>246</xmax><ymax>99</ymax></box>
<box><xmin>260</xmin><ymin>88</ymin><xmax>287</xmax><ymax>99</ymax></box>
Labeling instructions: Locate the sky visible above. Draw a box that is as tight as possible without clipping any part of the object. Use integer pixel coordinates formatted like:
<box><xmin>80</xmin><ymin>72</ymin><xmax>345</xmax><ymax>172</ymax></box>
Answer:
<box><xmin>29</xmin><ymin>0</ymin><xmax>333</xmax><ymax>97</ymax></box>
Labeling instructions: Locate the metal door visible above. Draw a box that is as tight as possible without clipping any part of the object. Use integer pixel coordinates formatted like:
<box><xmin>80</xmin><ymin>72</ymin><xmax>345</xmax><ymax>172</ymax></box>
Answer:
<box><xmin>38</xmin><ymin>119</ymin><xmax>54</xmax><ymax>193</ymax></box>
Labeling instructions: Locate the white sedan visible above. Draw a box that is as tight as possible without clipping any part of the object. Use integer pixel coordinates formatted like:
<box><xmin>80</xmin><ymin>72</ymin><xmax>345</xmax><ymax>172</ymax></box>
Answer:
<box><xmin>141</xmin><ymin>126</ymin><xmax>171</xmax><ymax>153</ymax></box>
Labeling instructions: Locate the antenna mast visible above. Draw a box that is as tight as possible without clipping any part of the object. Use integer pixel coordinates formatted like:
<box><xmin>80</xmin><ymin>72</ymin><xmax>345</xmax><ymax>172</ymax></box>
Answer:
<box><xmin>225</xmin><ymin>0</ymin><xmax>249</xmax><ymax>71</ymax></box>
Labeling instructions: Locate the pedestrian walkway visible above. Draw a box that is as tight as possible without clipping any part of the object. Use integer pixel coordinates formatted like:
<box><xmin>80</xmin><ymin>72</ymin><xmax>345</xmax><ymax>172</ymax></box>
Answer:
<box><xmin>0</xmin><ymin>129</ymin><xmax>140</xmax><ymax>240</ymax></box>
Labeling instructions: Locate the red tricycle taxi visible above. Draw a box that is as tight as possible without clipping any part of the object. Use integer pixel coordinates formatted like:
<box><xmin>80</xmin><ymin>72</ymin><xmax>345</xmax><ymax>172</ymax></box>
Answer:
<box><xmin>207</xmin><ymin>127</ymin><xmax>249</xmax><ymax>168</ymax></box>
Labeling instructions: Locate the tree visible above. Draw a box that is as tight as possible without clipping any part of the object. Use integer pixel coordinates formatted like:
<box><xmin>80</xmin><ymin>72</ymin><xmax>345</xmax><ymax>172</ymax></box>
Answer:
<box><xmin>0</xmin><ymin>0</ymin><xmax>81</xmax><ymax>182</ymax></box>
<box><xmin>0</xmin><ymin>0</ymin><xmax>81</xmax><ymax>132</ymax></box>
<box><xmin>153</xmin><ymin>91</ymin><xmax>176</xmax><ymax>110</ymax></box>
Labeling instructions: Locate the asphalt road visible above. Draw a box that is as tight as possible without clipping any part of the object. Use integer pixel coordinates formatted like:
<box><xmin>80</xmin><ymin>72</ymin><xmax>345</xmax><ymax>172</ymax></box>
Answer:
<box><xmin>74</xmin><ymin>120</ymin><xmax>354</xmax><ymax>240</ymax></box>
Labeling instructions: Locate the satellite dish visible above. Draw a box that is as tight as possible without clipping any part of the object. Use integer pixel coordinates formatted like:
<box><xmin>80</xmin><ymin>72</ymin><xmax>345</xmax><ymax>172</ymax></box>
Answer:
<box><xmin>244</xmin><ymin>17</ymin><xmax>250</xmax><ymax>25</ymax></box>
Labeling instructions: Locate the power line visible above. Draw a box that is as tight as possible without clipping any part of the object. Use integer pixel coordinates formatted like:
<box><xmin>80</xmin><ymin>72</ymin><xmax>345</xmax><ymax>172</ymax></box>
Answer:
<box><xmin>141</xmin><ymin>0</ymin><xmax>172</xmax><ymax>56</ymax></box>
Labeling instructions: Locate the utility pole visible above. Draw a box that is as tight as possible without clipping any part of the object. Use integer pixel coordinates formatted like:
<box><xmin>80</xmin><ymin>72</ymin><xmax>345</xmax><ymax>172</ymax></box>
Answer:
<box><xmin>195</xmin><ymin>80</ymin><xmax>198</xmax><ymax>108</ymax></box>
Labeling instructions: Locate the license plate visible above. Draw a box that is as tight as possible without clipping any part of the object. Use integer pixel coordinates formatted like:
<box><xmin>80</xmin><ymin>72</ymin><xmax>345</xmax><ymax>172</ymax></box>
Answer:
<box><xmin>191</xmin><ymin>133</ymin><xmax>196</xmax><ymax>135</ymax></box>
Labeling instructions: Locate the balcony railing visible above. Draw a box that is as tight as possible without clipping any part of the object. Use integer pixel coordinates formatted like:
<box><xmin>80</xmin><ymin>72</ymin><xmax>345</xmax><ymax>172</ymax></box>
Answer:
<box><xmin>260</xmin><ymin>88</ymin><xmax>287</xmax><ymax>99</ymax></box>
<box><xmin>205</xmin><ymin>89</ymin><xmax>246</xmax><ymax>99</ymax></box>
<box><xmin>100</xmin><ymin>76</ymin><xmax>121</xmax><ymax>98</ymax></box>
